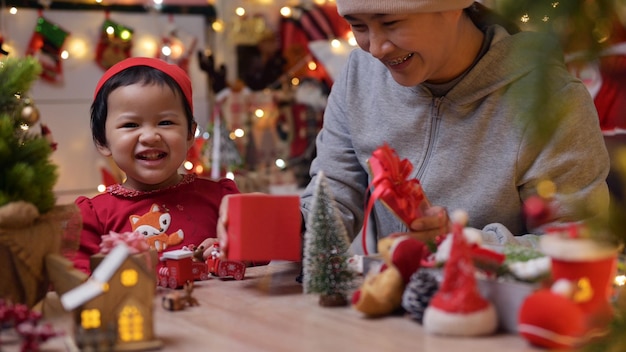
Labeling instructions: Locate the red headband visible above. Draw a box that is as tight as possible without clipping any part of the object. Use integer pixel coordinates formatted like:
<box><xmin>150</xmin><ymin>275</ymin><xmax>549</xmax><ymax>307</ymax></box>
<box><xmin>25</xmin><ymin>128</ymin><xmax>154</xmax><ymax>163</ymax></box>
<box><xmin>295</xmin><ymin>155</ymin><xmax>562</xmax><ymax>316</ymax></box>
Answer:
<box><xmin>94</xmin><ymin>57</ymin><xmax>193</xmax><ymax>113</ymax></box>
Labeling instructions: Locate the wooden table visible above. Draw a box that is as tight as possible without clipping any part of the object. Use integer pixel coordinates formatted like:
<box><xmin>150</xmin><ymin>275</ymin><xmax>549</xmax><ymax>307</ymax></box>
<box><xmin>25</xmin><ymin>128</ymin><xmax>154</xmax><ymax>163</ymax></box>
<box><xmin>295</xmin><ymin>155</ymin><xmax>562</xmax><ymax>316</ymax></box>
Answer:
<box><xmin>6</xmin><ymin>261</ymin><xmax>541</xmax><ymax>352</ymax></box>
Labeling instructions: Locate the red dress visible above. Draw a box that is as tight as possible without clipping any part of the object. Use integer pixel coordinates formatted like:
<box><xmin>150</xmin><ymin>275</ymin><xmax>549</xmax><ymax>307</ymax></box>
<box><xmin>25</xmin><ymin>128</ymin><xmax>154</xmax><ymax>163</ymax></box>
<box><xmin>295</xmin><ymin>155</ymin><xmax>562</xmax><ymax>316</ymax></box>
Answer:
<box><xmin>72</xmin><ymin>174</ymin><xmax>239</xmax><ymax>274</ymax></box>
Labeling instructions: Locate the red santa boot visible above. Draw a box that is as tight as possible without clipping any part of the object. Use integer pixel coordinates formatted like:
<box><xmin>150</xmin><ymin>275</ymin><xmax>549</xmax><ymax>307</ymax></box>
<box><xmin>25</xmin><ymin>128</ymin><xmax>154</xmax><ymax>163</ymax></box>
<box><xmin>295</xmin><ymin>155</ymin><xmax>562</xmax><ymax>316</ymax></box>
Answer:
<box><xmin>518</xmin><ymin>223</ymin><xmax>619</xmax><ymax>349</ymax></box>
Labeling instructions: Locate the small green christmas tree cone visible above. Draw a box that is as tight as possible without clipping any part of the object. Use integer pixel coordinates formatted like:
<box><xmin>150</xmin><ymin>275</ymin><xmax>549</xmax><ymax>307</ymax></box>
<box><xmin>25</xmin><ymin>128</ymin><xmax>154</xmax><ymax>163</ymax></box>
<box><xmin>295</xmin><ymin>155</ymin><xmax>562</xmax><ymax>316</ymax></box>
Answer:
<box><xmin>303</xmin><ymin>171</ymin><xmax>355</xmax><ymax>307</ymax></box>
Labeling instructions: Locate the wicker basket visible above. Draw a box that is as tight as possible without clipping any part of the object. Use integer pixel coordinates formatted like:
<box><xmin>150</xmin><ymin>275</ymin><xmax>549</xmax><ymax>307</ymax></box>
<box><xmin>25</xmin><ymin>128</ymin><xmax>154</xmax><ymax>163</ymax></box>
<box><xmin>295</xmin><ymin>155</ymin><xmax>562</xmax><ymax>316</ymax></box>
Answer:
<box><xmin>0</xmin><ymin>203</ymin><xmax>80</xmax><ymax>307</ymax></box>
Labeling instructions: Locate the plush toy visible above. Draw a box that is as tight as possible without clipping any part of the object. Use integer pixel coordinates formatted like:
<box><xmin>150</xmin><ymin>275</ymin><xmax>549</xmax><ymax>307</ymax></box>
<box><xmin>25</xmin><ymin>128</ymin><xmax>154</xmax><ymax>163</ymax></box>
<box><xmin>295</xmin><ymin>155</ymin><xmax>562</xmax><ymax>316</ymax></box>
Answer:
<box><xmin>518</xmin><ymin>223</ymin><xmax>618</xmax><ymax>349</ymax></box>
<box><xmin>352</xmin><ymin>235</ymin><xmax>425</xmax><ymax>317</ymax></box>
<box><xmin>423</xmin><ymin>211</ymin><xmax>498</xmax><ymax>336</ymax></box>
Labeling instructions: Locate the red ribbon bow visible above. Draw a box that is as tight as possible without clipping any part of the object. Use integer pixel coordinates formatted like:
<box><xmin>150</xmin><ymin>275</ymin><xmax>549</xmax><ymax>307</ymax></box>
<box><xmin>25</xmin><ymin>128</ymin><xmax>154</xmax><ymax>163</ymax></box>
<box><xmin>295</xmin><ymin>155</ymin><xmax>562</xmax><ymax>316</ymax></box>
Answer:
<box><xmin>362</xmin><ymin>144</ymin><xmax>429</xmax><ymax>255</ymax></box>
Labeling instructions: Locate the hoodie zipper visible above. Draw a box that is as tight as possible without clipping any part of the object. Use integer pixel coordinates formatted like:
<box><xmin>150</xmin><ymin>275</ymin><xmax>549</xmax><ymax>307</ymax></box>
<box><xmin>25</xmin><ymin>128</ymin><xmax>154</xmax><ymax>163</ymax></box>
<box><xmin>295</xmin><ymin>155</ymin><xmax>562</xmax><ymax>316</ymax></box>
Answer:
<box><xmin>416</xmin><ymin>97</ymin><xmax>443</xmax><ymax>180</ymax></box>
<box><xmin>399</xmin><ymin>96</ymin><xmax>443</xmax><ymax>233</ymax></box>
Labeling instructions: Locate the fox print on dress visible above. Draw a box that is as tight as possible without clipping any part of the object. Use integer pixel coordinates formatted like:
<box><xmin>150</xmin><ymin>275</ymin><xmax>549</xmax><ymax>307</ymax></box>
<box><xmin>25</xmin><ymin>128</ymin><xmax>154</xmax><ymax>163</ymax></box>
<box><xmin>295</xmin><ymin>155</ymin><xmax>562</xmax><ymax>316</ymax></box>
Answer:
<box><xmin>130</xmin><ymin>203</ymin><xmax>184</xmax><ymax>252</ymax></box>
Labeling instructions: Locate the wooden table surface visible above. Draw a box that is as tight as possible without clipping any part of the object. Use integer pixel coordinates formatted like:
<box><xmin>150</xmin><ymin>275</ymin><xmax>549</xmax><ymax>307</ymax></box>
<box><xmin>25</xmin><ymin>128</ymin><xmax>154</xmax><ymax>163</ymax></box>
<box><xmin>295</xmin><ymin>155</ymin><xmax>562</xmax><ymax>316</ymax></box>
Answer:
<box><xmin>7</xmin><ymin>261</ymin><xmax>541</xmax><ymax>352</ymax></box>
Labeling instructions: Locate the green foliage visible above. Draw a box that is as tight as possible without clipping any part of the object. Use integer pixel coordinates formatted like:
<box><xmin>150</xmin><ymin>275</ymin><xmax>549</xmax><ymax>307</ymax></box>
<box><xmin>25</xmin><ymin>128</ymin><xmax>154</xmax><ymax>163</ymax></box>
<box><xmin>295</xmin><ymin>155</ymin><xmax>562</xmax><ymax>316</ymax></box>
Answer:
<box><xmin>496</xmin><ymin>0</ymin><xmax>619</xmax><ymax>56</ymax></box>
<box><xmin>0</xmin><ymin>56</ymin><xmax>42</xmax><ymax>111</ymax></box>
<box><xmin>493</xmin><ymin>2</ymin><xmax>626</xmax><ymax>349</ymax></box>
<box><xmin>303</xmin><ymin>172</ymin><xmax>355</xmax><ymax>298</ymax></box>
<box><xmin>503</xmin><ymin>244</ymin><xmax>545</xmax><ymax>263</ymax></box>
<box><xmin>581</xmin><ymin>309</ymin><xmax>626</xmax><ymax>352</ymax></box>
<box><xmin>0</xmin><ymin>57</ymin><xmax>58</xmax><ymax>214</ymax></box>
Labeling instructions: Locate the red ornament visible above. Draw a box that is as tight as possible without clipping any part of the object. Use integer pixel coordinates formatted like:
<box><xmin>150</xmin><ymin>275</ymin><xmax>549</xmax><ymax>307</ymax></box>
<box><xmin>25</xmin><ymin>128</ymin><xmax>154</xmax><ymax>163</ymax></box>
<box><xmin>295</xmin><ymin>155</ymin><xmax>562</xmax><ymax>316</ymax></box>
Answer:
<box><xmin>518</xmin><ymin>290</ymin><xmax>587</xmax><ymax>349</ymax></box>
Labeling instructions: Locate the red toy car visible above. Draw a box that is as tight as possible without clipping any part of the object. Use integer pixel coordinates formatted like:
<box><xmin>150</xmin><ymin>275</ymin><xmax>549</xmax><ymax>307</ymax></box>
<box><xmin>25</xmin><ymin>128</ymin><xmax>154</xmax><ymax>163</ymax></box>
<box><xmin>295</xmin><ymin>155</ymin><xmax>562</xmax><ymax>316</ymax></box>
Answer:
<box><xmin>157</xmin><ymin>246</ymin><xmax>246</xmax><ymax>288</ymax></box>
<box><xmin>206</xmin><ymin>244</ymin><xmax>246</xmax><ymax>280</ymax></box>
<box><xmin>158</xmin><ymin>249</ymin><xmax>210</xmax><ymax>289</ymax></box>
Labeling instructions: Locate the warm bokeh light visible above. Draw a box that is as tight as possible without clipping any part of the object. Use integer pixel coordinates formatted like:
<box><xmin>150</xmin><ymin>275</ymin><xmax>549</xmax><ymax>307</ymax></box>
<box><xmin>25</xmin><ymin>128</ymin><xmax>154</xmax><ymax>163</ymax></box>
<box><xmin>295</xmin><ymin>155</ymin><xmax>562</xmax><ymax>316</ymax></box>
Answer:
<box><xmin>183</xmin><ymin>161</ymin><xmax>194</xmax><ymax>170</ymax></box>
<box><xmin>9</xmin><ymin>7</ymin><xmax>17</xmax><ymax>14</ymax></box>
<box><xmin>61</xmin><ymin>50</ymin><xmax>70</xmax><ymax>60</ymax></box>
<box><xmin>347</xmin><ymin>32</ymin><xmax>357</xmax><ymax>46</ymax></box>
<box><xmin>275</xmin><ymin>158</ymin><xmax>286</xmax><ymax>169</ymax></box>
<box><xmin>211</xmin><ymin>20</ymin><xmax>225</xmax><ymax>33</ymax></box>
<box><xmin>235</xmin><ymin>7</ymin><xmax>246</xmax><ymax>17</ymax></box>
<box><xmin>2</xmin><ymin>42</ymin><xmax>17</xmax><ymax>55</ymax></box>
<box><xmin>537</xmin><ymin>180</ymin><xmax>557</xmax><ymax>199</ymax></box>
<box><xmin>161</xmin><ymin>45</ymin><xmax>172</xmax><ymax>57</ymax></box>
<box><xmin>521</xmin><ymin>14</ymin><xmax>530</xmax><ymax>23</ymax></box>
<box><xmin>135</xmin><ymin>35</ymin><xmax>159</xmax><ymax>57</ymax></box>
<box><xmin>168</xmin><ymin>41</ymin><xmax>184</xmax><ymax>59</ymax></box>
<box><xmin>120</xmin><ymin>30</ymin><xmax>132</xmax><ymax>41</ymax></box>
<box><xmin>67</xmin><ymin>37</ymin><xmax>89</xmax><ymax>59</ymax></box>
<box><xmin>307</xmin><ymin>61</ymin><xmax>317</xmax><ymax>71</ymax></box>
<box><xmin>234</xmin><ymin>128</ymin><xmax>245</xmax><ymax>138</ymax></box>
<box><xmin>97</xmin><ymin>184</ymin><xmax>106</xmax><ymax>192</ymax></box>
<box><xmin>280</xmin><ymin>7</ymin><xmax>292</xmax><ymax>17</ymax></box>
<box><xmin>255</xmin><ymin>109</ymin><xmax>264</xmax><ymax>118</ymax></box>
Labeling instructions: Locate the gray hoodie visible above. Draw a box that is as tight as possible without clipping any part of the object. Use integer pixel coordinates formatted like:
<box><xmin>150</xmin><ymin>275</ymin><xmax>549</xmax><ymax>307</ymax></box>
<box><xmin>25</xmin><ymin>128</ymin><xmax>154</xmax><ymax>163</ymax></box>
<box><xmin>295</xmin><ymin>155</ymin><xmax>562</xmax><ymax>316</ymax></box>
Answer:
<box><xmin>300</xmin><ymin>25</ymin><xmax>610</xmax><ymax>254</ymax></box>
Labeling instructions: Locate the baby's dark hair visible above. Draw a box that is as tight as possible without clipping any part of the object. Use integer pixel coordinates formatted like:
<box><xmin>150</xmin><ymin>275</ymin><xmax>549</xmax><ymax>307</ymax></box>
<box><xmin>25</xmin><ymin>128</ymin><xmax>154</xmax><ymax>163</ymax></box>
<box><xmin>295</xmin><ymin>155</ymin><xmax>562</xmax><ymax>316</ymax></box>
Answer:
<box><xmin>90</xmin><ymin>65</ymin><xmax>195</xmax><ymax>148</ymax></box>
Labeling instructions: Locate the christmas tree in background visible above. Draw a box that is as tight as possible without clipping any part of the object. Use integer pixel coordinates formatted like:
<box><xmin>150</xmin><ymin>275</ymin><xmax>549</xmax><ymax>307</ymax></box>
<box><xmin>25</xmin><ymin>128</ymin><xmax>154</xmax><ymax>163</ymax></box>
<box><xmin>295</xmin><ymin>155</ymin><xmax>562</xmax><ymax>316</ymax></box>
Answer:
<box><xmin>303</xmin><ymin>171</ymin><xmax>355</xmax><ymax>307</ymax></box>
<box><xmin>0</xmin><ymin>56</ymin><xmax>58</xmax><ymax>214</ymax></box>
<box><xmin>496</xmin><ymin>0</ymin><xmax>617</xmax><ymax>55</ymax></box>
<box><xmin>203</xmin><ymin>118</ymin><xmax>244</xmax><ymax>176</ymax></box>
<box><xmin>0</xmin><ymin>56</ymin><xmax>75</xmax><ymax>309</ymax></box>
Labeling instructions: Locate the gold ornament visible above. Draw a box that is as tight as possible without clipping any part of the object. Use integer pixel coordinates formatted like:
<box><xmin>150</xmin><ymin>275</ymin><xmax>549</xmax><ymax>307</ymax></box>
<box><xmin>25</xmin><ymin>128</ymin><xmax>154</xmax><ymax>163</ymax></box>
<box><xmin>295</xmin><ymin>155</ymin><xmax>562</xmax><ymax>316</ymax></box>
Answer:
<box><xmin>21</xmin><ymin>104</ymin><xmax>40</xmax><ymax>125</ymax></box>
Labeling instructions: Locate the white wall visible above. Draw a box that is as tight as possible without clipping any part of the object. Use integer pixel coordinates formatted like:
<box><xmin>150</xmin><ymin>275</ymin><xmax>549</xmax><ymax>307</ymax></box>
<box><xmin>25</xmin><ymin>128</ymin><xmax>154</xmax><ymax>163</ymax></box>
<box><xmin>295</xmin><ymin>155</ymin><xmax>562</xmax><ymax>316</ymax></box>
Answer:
<box><xmin>2</xmin><ymin>8</ymin><xmax>208</xmax><ymax>204</ymax></box>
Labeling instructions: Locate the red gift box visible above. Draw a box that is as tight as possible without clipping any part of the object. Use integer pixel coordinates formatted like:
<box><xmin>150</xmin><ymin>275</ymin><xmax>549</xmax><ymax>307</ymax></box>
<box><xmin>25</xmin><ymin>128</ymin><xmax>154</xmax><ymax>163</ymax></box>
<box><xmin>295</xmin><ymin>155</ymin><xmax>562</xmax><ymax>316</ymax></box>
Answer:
<box><xmin>367</xmin><ymin>144</ymin><xmax>429</xmax><ymax>226</ymax></box>
<box><xmin>227</xmin><ymin>194</ymin><xmax>302</xmax><ymax>262</ymax></box>
<box><xmin>362</xmin><ymin>144</ymin><xmax>430</xmax><ymax>255</ymax></box>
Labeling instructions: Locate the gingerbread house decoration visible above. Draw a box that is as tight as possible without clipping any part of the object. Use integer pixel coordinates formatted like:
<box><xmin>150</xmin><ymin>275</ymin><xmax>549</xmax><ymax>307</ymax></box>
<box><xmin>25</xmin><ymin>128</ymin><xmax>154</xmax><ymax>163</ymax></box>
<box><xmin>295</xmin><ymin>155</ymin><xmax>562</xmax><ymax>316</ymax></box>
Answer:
<box><xmin>61</xmin><ymin>243</ymin><xmax>161</xmax><ymax>351</ymax></box>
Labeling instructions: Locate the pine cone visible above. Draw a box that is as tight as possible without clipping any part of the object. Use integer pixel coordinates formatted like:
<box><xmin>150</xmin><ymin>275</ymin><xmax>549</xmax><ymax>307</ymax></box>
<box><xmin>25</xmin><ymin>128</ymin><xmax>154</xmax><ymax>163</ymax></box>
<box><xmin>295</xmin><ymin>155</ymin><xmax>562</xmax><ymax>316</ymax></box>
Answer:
<box><xmin>402</xmin><ymin>270</ymin><xmax>439</xmax><ymax>324</ymax></box>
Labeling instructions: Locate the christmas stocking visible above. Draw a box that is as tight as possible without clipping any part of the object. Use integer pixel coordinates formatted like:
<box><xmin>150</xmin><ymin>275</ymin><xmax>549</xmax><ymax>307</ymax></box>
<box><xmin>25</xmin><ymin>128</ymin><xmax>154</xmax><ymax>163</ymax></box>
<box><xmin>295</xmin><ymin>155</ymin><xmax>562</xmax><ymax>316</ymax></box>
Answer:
<box><xmin>26</xmin><ymin>16</ymin><xmax>69</xmax><ymax>83</ymax></box>
<box><xmin>95</xmin><ymin>18</ymin><xmax>133</xmax><ymax>70</ymax></box>
<box><xmin>518</xmin><ymin>224</ymin><xmax>618</xmax><ymax>349</ymax></box>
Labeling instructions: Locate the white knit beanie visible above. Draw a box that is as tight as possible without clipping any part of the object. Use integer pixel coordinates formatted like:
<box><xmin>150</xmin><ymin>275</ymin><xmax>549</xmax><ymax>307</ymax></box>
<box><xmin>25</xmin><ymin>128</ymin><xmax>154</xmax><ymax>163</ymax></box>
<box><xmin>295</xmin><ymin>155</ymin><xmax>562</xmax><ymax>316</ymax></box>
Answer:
<box><xmin>335</xmin><ymin>0</ymin><xmax>475</xmax><ymax>16</ymax></box>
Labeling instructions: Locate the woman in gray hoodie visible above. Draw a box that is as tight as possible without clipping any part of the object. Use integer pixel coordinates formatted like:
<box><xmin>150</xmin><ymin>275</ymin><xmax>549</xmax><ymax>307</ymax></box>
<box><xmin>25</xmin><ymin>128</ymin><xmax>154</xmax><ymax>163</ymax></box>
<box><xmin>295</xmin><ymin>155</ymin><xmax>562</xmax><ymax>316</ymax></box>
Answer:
<box><xmin>299</xmin><ymin>0</ymin><xmax>610</xmax><ymax>254</ymax></box>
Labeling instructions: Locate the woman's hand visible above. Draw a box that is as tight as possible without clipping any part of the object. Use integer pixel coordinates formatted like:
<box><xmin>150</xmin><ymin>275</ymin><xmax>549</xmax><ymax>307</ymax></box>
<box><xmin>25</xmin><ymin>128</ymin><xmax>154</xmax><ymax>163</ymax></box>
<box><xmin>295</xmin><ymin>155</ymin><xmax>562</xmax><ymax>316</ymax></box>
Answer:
<box><xmin>407</xmin><ymin>205</ymin><xmax>451</xmax><ymax>243</ymax></box>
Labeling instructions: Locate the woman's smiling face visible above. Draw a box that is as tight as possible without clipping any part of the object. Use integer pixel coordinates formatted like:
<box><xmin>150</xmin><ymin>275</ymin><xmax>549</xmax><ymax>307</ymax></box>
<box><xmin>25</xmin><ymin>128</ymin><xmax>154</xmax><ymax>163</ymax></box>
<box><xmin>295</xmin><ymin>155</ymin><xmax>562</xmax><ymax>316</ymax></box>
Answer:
<box><xmin>97</xmin><ymin>82</ymin><xmax>194</xmax><ymax>192</ymax></box>
<box><xmin>344</xmin><ymin>11</ymin><xmax>465</xmax><ymax>86</ymax></box>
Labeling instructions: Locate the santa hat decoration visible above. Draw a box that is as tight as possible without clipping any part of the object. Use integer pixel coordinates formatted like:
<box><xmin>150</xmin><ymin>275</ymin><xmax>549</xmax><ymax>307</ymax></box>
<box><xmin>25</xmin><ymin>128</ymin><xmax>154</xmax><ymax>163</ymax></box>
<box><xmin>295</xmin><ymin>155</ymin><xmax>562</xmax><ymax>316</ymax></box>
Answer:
<box><xmin>423</xmin><ymin>210</ymin><xmax>498</xmax><ymax>336</ymax></box>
